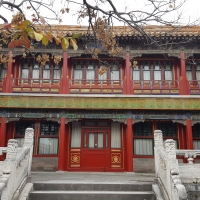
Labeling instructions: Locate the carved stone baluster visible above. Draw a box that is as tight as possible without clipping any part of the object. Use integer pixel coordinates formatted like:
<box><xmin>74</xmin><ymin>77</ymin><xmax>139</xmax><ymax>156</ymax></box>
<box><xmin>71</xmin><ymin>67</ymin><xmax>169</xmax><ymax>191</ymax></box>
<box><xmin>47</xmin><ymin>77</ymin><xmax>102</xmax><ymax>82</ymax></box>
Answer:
<box><xmin>23</xmin><ymin>128</ymin><xmax>34</xmax><ymax>148</ymax></box>
<box><xmin>1</xmin><ymin>139</ymin><xmax>18</xmax><ymax>200</ymax></box>
<box><xmin>154</xmin><ymin>130</ymin><xmax>164</xmax><ymax>148</ymax></box>
<box><xmin>184</xmin><ymin>152</ymin><xmax>197</xmax><ymax>164</ymax></box>
<box><xmin>154</xmin><ymin>130</ymin><xmax>165</xmax><ymax>180</ymax></box>
<box><xmin>23</xmin><ymin>128</ymin><xmax>34</xmax><ymax>175</ymax></box>
<box><xmin>165</xmin><ymin>139</ymin><xmax>187</xmax><ymax>200</ymax></box>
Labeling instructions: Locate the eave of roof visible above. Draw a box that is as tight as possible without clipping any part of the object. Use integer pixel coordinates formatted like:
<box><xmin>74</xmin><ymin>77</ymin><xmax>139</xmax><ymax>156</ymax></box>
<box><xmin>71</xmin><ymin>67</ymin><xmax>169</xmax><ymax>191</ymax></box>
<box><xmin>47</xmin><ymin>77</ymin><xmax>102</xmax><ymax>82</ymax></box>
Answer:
<box><xmin>1</xmin><ymin>24</ymin><xmax>200</xmax><ymax>37</ymax></box>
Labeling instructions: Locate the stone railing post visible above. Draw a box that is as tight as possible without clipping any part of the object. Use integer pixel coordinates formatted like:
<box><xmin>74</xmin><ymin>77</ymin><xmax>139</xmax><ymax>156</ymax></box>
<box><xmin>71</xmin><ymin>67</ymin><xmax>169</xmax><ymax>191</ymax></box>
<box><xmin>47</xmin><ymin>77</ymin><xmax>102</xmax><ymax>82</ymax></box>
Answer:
<box><xmin>0</xmin><ymin>139</ymin><xmax>18</xmax><ymax>200</ymax></box>
<box><xmin>165</xmin><ymin>139</ymin><xmax>187</xmax><ymax>200</ymax></box>
<box><xmin>165</xmin><ymin>139</ymin><xmax>177</xmax><ymax>199</ymax></box>
<box><xmin>23</xmin><ymin>128</ymin><xmax>34</xmax><ymax>175</ymax></box>
<box><xmin>0</xmin><ymin>128</ymin><xmax>34</xmax><ymax>200</ymax></box>
<box><xmin>154</xmin><ymin>130</ymin><xmax>187</xmax><ymax>200</ymax></box>
<box><xmin>154</xmin><ymin>130</ymin><xmax>164</xmax><ymax>178</ymax></box>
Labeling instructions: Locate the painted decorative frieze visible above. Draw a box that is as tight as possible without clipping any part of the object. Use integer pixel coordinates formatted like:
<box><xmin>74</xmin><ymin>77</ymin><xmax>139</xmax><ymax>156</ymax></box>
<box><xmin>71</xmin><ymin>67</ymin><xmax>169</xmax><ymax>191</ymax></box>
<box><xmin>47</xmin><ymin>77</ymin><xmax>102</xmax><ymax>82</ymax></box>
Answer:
<box><xmin>0</xmin><ymin>95</ymin><xmax>200</xmax><ymax>110</ymax></box>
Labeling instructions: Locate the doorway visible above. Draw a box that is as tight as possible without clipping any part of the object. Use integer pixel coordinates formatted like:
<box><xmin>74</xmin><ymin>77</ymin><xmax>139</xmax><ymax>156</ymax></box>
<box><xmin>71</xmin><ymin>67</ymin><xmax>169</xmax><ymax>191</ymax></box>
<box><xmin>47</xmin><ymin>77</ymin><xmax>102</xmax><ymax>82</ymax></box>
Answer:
<box><xmin>81</xmin><ymin>129</ymin><xmax>109</xmax><ymax>171</ymax></box>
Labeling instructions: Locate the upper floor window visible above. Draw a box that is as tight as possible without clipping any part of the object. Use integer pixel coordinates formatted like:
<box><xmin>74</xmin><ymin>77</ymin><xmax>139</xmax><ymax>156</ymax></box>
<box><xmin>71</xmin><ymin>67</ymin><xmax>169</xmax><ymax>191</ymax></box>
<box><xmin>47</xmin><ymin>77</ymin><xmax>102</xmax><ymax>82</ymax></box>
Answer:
<box><xmin>21</xmin><ymin>60</ymin><xmax>29</xmax><ymax>79</ymax></box>
<box><xmin>21</xmin><ymin>58</ymin><xmax>61</xmax><ymax>81</ymax></box>
<box><xmin>0</xmin><ymin>63</ymin><xmax>7</xmax><ymax>79</ymax></box>
<box><xmin>132</xmin><ymin>60</ymin><xmax>173</xmax><ymax>82</ymax></box>
<box><xmin>54</xmin><ymin>64</ymin><xmax>61</xmax><ymax>80</ymax></box>
<box><xmin>186</xmin><ymin>65</ymin><xmax>193</xmax><ymax>81</ymax></box>
<box><xmin>132</xmin><ymin>66</ymin><xmax>140</xmax><ymax>81</ymax></box>
<box><xmin>42</xmin><ymin>63</ymin><xmax>50</xmax><ymax>79</ymax></box>
<box><xmin>72</xmin><ymin>60</ymin><xmax>121</xmax><ymax>81</ymax></box>
<box><xmin>143</xmin><ymin>62</ymin><xmax>151</xmax><ymax>80</ymax></box>
<box><xmin>164</xmin><ymin>61</ymin><xmax>172</xmax><ymax>81</ymax></box>
<box><xmin>73</xmin><ymin>61</ymin><xmax>83</xmax><ymax>80</ymax></box>
<box><xmin>98</xmin><ymin>64</ymin><xmax>107</xmax><ymax>81</ymax></box>
<box><xmin>110</xmin><ymin>62</ymin><xmax>120</xmax><ymax>81</ymax></box>
<box><xmin>196</xmin><ymin>65</ymin><xmax>200</xmax><ymax>80</ymax></box>
<box><xmin>154</xmin><ymin>62</ymin><xmax>161</xmax><ymax>81</ymax></box>
<box><xmin>185</xmin><ymin>61</ymin><xmax>200</xmax><ymax>81</ymax></box>
<box><xmin>32</xmin><ymin>62</ymin><xmax>40</xmax><ymax>79</ymax></box>
<box><xmin>86</xmin><ymin>61</ymin><xmax>95</xmax><ymax>80</ymax></box>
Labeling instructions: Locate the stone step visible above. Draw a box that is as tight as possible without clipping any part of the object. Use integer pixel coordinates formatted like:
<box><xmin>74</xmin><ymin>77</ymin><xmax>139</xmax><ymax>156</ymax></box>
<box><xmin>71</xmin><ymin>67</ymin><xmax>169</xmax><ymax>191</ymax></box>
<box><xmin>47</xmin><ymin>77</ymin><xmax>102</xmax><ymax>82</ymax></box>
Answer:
<box><xmin>29</xmin><ymin>190</ymin><xmax>156</xmax><ymax>200</ymax></box>
<box><xmin>33</xmin><ymin>182</ymin><xmax>153</xmax><ymax>191</ymax></box>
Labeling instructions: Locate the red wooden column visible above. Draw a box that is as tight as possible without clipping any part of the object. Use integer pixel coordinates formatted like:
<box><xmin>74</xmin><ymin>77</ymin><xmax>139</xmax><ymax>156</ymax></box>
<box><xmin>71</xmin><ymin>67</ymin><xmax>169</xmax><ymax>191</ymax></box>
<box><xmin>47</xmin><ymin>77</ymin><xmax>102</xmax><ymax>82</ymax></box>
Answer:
<box><xmin>59</xmin><ymin>52</ymin><xmax>69</xmax><ymax>94</ymax></box>
<box><xmin>178</xmin><ymin>124</ymin><xmax>187</xmax><ymax>149</ymax></box>
<box><xmin>5</xmin><ymin>122</ymin><xmax>15</xmax><ymax>145</ymax></box>
<box><xmin>126</xmin><ymin>118</ymin><xmax>133</xmax><ymax>172</ymax></box>
<box><xmin>0</xmin><ymin>117</ymin><xmax>7</xmax><ymax>161</ymax></box>
<box><xmin>186</xmin><ymin>119</ymin><xmax>194</xmax><ymax>149</ymax></box>
<box><xmin>2</xmin><ymin>51</ymin><xmax>13</xmax><ymax>93</ymax></box>
<box><xmin>125</xmin><ymin>52</ymin><xmax>133</xmax><ymax>94</ymax></box>
<box><xmin>179</xmin><ymin>52</ymin><xmax>190</xmax><ymax>95</ymax></box>
<box><xmin>65</xmin><ymin>123</ymin><xmax>70</xmax><ymax>170</ymax></box>
<box><xmin>58</xmin><ymin>118</ymin><xmax>66</xmax><ymax>171</ymax></box>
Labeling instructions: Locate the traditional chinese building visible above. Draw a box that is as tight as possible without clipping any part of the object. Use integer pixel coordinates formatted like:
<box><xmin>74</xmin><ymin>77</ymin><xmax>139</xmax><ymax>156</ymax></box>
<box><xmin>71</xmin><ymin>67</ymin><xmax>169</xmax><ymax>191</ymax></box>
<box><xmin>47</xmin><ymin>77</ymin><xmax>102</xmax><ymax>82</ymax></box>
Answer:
<box><xmin>0</xmin><ymin>25</ymin><xmax>200</xmax><ymax>172</ymax></box>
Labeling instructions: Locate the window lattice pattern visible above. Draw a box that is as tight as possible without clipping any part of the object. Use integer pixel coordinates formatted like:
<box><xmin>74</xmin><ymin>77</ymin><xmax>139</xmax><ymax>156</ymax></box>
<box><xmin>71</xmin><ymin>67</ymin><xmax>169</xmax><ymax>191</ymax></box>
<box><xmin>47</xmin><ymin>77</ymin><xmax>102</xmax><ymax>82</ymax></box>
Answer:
<box><xmin>134</xmin><ymin>122</ymin><xmax>152</xmax><ymax>136</ymax></box>
<box><xmin>16</xmin><ymin>121</ymin><xmax>35</xmax><ymax>135</ymax></box>
<box><xmin>192</xmin><ymin>123</ymin><xmax>200</xmax><ymax>138</ymax></box>
<box><xmin>40</xmin><ymin>121</ymin><xmax>59</xmax><ymax>135</ymax></box>
<box><xmin>157</xmin><ymin>122</ymin><xmax>176</xmax><ymax>137</ymax></box>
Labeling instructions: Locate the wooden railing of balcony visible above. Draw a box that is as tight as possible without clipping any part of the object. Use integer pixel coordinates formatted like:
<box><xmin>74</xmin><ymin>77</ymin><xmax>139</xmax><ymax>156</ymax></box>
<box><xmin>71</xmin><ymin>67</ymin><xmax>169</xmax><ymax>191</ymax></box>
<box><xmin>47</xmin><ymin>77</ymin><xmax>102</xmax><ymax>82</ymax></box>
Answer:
<box><xmin>132</xmin><ymin>80</ymin><xmax>180</xmax><ymax>95</ymax></box>
<box><xmin>1</xmin><ymin>76</ymin><xmax>198</xmax><ymax>95</ymax></box>
<box><xmin>69</xmin><ymin>79</ymin><xmax>124</xmax><ymax>94</ymax></box>
<box><xmin>188</xmin><ymin>80</ymin><xmax>200</xmax><ymax>95</ymax></box>
<box><xmin>12</xmin><ymin>78</ymin><xmax>60</xmax><ymax>93</ymax></box>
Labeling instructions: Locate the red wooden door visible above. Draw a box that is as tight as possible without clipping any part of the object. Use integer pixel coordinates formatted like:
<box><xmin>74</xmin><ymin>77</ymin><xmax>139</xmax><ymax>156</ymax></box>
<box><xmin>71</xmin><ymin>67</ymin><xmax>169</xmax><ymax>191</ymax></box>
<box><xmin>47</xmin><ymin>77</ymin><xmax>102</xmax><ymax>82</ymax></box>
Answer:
<box><xmin>81</xmin><ymin>129</ymin><xmax>110</xmax><ymax>171</ymax></box>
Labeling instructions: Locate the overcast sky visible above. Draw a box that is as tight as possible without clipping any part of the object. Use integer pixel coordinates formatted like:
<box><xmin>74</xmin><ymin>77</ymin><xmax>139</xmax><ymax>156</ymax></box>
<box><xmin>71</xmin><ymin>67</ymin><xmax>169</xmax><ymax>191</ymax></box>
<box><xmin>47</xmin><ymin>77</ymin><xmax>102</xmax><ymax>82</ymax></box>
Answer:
<box><xmin>0</xmin><ymin>0</ymin><xmax>199</xmax><ymax>26</ymax></box>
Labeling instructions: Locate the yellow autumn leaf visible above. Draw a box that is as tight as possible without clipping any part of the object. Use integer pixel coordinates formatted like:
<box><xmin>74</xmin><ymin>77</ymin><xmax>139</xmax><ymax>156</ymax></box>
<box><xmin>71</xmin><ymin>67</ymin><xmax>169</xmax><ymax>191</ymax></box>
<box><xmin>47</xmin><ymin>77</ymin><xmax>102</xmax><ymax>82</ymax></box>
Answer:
<box><xmin>34</xmin><ymin>31</ymin><xmax>43</xmax><ymax>42</ymax></box>
<box><xmin>42</xmin><ymin>35</ymin><xmax>49</xmax><ymax>46</ymax></box>
<box><xmin>61</xmin><ymin>38</ymin><xmax>69</xmax><ymax>51</ymax></box>
<box><xmin>70</xmin><ymin>39</ymin><xmax>78</xmax><ymax>50</ymax></box>
<box><xmin>72</xmin><ymin>33</ymin><xmax>82</xmax><ymax>39</ymax></box>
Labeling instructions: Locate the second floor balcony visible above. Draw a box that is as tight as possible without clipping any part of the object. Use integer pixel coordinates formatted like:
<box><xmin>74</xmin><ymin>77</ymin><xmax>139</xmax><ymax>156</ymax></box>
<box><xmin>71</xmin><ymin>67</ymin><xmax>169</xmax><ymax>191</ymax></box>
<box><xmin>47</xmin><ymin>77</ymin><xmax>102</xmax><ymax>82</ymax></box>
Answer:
<box><xmin>0</xmin><ymin>56</ymin><xmax>200</xmax><ymax>95</ymax></box>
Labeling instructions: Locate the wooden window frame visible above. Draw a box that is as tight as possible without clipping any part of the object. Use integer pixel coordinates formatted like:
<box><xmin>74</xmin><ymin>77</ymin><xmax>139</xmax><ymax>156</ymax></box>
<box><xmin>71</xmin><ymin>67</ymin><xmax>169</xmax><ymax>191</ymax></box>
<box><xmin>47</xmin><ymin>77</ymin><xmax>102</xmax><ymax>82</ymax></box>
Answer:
<box><xmin>0</xmin><ymin>63</ymin><xmax>7</xmax><ymax>80</ymax></box>
<box><xmin>133</xmin><ymin>121</ymin><xmax>154</xmax><ymax>156</ymax></box>
<box><xmin>20</xmin><ymin>58</ymin><xmax>61</xmax><ymax>81</ymax></box>
<box><xmin>132</xmin><ymin>60</ymin><xmax>174</xmax><ymax>82</ymax></box>
<box><xmin>15</xmin><ymin>120</ymin><xmax>59</xmax><ymax>156</ymax></box>
<box><xmin>72</xmin><ymin>60</ymin><xmax>121</xmax><ymax>81</ymax></box>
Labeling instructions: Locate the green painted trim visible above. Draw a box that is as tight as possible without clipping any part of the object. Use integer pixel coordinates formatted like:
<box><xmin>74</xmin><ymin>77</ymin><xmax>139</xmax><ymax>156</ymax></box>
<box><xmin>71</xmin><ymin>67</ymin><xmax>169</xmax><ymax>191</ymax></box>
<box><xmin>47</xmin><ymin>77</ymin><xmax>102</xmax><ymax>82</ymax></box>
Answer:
<box><xmin>0</xmin><ymin>95</ymin><xmax>200</xmax><ymax>110</ymax></box>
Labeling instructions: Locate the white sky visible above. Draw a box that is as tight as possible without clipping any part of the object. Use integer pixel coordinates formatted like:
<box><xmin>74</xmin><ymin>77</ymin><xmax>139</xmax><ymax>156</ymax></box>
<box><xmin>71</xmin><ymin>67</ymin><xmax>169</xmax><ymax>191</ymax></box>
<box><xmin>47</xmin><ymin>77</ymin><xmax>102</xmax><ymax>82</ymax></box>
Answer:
<box><xmin>0</xmin><ymin>0</ymin><xmax>200</xmax><ymax>26</ymax></box>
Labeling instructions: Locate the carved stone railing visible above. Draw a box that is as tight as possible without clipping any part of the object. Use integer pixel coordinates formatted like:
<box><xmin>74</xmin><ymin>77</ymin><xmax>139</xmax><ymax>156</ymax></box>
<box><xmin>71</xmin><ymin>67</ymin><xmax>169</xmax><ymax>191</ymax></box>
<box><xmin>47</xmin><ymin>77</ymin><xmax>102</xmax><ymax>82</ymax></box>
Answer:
<box><xmin>0</xmin><ymin>128</ymin><xmax>34</xmax><ymax>200</ymax></box>
<box><xmin>176</xmin><ymin>150</ymin><xmax>200</xmax><ymax>164</ymax></box>
<box><xmin>154</xmin><ymin>130</ymin><xmax>187</xmax><ymax>200</ymax></box>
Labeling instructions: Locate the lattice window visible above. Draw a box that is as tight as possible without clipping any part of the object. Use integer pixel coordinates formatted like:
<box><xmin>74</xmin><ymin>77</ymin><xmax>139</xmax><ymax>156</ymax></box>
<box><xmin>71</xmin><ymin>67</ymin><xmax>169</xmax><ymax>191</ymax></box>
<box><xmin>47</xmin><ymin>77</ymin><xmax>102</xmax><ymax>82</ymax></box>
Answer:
<box><xmin>134</xmin><ymin>122</ymin><xmax>152</xmax><ymax>136</ymax></box>
<box><xmin>110</xmin><ymin>61</ymin><xmax>120</xmax><ymax>81</ymax></box>
<box><xmin>40</xmin><ymin>121</ymin><xmax>59</xmax><ymax>135</ymax></box>
<box><xmin>16</xmin><ymin>121</ymin><xmax>35</xmax><ymax>135</ymax></box>
<box><xmin>154</xmin><ymin>61</ymin><xmax>161</xmax><ymax>81</ymax></box>
<box><xmin>192</xmin><ymin>123</ymin><xmax>200</xmax><ymax>138</ymax></box>
<box><xmin>157</xmin><ymin>122</ymin><xmax>176</xmax><ymax>137</ymax></box>
<box><xmin>164</xmin><ymin>61</ymin><xmax>172</xmax><ymax>81</ymax></box>
<box><xmin>21</xmin><ymin>60</ymin><xmax>30</xmax><ymax>79</ymax></box>
<box><xmin>0</xmin><ymin>63</ymin><xmax>7</xmax><ymax>79</ymax></box>
<box><xmin>73</xmin><ymin>61</ymin><xmax>83</xmax><ymax>80</ymax></box>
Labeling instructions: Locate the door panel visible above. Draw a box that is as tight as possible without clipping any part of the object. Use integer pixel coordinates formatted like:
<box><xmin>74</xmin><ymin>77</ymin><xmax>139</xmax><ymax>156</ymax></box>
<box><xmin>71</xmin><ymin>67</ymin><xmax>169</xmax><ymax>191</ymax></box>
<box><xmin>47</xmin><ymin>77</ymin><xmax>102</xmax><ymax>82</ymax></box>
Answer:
<box><xmin>82</xmin><ymin>130</ymin><xmax>108</xmax><ymax>171</ymax></box>
<box><xmin>69</xmin><ymin>123</ymin><xmax>124</xmax><ymax>172</ymax></box>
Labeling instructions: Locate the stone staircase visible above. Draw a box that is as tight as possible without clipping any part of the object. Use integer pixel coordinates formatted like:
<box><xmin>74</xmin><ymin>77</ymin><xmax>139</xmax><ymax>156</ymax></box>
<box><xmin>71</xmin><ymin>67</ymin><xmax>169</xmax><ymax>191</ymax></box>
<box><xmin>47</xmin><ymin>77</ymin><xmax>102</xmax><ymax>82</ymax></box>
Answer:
<box><xmin>29</xmin><ymin>181</ymin><xmax>156</xmax><ymax>200</ymax></box>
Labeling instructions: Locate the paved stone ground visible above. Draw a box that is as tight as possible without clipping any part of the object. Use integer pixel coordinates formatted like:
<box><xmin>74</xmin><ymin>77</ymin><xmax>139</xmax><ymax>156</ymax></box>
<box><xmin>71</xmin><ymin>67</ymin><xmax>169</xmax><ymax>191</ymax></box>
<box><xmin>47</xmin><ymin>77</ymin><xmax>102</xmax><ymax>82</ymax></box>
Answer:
<box><xmin>30</xmin><ymin>172</ymin><xmax>155</xmax><ymax>184</ymax></box>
